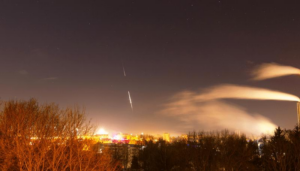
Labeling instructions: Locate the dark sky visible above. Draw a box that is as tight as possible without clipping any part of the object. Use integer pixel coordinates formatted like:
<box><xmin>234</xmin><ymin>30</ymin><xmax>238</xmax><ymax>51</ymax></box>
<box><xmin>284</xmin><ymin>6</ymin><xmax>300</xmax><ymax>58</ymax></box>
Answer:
<box><xmin>1</xmin><ymin>0</ymin><xmax>300</xmax><ymax>135</ymax></box>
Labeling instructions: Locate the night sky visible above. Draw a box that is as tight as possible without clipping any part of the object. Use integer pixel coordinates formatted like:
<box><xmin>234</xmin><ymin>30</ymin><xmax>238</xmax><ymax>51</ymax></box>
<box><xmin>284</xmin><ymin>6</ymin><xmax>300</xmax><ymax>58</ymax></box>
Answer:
<box><xmin>1</xmin><ymin>0</ymin><xmax>300</xmax><ymax>135</ymax></box>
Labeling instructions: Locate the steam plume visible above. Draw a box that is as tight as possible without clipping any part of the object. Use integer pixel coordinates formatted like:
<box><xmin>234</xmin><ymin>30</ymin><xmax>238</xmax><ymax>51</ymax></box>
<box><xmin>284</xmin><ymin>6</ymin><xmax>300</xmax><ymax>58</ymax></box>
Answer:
<box><xmin>196</xmin><ymin>84</ymin><xmax>300</xmax><ymax>102</ymax></box>
<box><xmin>161</xmin><ymin>100</ymin><xmax>276</xmax><ymax>135</ymax></box>
<box><xmin>251</xmin><ymin>63</ymin><xmax>300</xmax><ymax>81</ymax></box>
<box><xmin>160</xmin><ymin>84</ymin><xmax>299</xmax><ymax>135</ymax></box>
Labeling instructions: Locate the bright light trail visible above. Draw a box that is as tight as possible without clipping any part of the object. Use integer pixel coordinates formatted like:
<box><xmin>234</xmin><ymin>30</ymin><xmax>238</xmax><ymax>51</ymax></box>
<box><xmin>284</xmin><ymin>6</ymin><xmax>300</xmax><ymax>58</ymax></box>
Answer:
<box><xmin>128</xmin><ymin>91</ymin><xmax>133</xmax><ymax>110</ymax></box>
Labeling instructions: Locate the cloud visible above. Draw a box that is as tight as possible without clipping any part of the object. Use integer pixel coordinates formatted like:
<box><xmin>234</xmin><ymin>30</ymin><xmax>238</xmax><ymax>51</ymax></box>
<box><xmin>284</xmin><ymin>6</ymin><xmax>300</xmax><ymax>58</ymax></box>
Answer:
<box><xmin>41</xmin><ymin>77</ymin><xmax>58</xmax><ymax>81</ymax></box>
<box><xmin>251</xmin><ymin>63</ymin><xmax>300</xmax><ymax>81</ymax></box>
<box><xmin>18</xmin><ymin>70</ymin><xmax>29</xmax><ymax>75</ymax></box>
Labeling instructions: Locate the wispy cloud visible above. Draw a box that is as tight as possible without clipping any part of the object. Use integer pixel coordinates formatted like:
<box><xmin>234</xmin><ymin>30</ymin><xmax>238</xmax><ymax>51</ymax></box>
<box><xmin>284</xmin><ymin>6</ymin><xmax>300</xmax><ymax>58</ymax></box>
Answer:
<box><xmin>41</xmin><ymin>77</ymin><xmax>58</xmax><ymax>81</ymax></box>
<box><xmin>18</xmin><ymin>70</ymin><xmax>28</xmax><ymax>75</ymax></box>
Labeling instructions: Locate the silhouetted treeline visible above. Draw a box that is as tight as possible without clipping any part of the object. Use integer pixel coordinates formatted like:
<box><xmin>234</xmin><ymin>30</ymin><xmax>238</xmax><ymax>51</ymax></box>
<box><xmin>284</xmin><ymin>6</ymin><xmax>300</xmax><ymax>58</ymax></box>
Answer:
<box><xmin>261</xmin><ymin>126</ymin><xmax>300</xmax><ymax>170</ymax></box>
<box><xmin>137</xmin><ymin>131</ymin><xmax>259</xmax><ymax>171</ymax></box>
<box><xmin>136</xmin><ymin>127</ymin><xmax>300</xmax><ymax>171</ymax></box>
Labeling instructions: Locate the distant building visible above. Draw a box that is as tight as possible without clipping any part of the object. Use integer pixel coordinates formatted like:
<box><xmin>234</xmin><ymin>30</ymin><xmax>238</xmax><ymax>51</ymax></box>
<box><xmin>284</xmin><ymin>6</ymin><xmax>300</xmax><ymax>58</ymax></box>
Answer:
<box><xmin>127</xmin><ymin>144</ymin><xmax>140</xmax><ymax>168</ymax></box>
<box><xmin>97</xmin><ymin>143</ymin><xmax>141</xmax><ymax>169</ymax></box>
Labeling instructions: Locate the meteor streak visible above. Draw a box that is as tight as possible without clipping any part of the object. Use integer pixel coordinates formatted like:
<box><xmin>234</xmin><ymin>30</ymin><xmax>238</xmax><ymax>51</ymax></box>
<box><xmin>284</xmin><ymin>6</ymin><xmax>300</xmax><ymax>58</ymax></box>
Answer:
<box><xmin>122</xmin><ymin>65</ymin><xmax>126</xmax><ymax>77</ymax></box>
<box><xmin>251</xmin><ymin>63</ymin><xmax>300</xmax><ymax>81</ymax></box>
<box><xmin>128</xmin><ymin>91</ymin><xmax>133</xmax><ymax>110</ymax></box>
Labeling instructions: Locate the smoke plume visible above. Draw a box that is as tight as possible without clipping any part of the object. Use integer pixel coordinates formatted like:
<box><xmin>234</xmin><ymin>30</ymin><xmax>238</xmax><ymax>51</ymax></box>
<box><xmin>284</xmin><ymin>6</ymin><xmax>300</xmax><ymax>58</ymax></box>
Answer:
<box><xmin>251</xmin><ymin>63</ymin><xmax>300</xmax><ymax>81</ymax></box>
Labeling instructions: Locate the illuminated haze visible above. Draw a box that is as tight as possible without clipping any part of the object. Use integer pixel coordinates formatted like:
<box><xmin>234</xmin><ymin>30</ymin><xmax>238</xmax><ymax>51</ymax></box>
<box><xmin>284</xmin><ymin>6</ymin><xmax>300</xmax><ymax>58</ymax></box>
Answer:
<box><xmin>251</xmin><ymin>63</ymin><xmax>300</xmax><ymax>81</ymax></box>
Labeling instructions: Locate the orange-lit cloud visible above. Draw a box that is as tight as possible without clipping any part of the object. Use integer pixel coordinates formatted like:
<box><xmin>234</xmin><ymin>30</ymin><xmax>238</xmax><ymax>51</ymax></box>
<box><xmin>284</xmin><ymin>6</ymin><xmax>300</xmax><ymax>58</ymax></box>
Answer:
<box><xmin>251</xmin><ymin>63</ymin><xmax>300</xmax><ymax>81</ymax></box>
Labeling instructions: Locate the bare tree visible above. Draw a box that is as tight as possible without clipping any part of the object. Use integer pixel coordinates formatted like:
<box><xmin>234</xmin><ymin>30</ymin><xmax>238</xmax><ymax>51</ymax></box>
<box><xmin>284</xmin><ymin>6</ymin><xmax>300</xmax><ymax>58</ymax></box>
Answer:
<box><xmin>0</xmin><ymin>99</ymin><xmax>119</xmax><ymax>171</ymax></box>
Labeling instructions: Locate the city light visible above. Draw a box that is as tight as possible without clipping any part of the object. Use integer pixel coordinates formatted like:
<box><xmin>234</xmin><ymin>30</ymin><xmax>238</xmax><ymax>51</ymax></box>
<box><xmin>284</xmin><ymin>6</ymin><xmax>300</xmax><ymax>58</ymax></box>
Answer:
<box><xmin>96</xmin><ymin>128</ymin><xmax>108</xmax><ymax>135</ymax></box>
